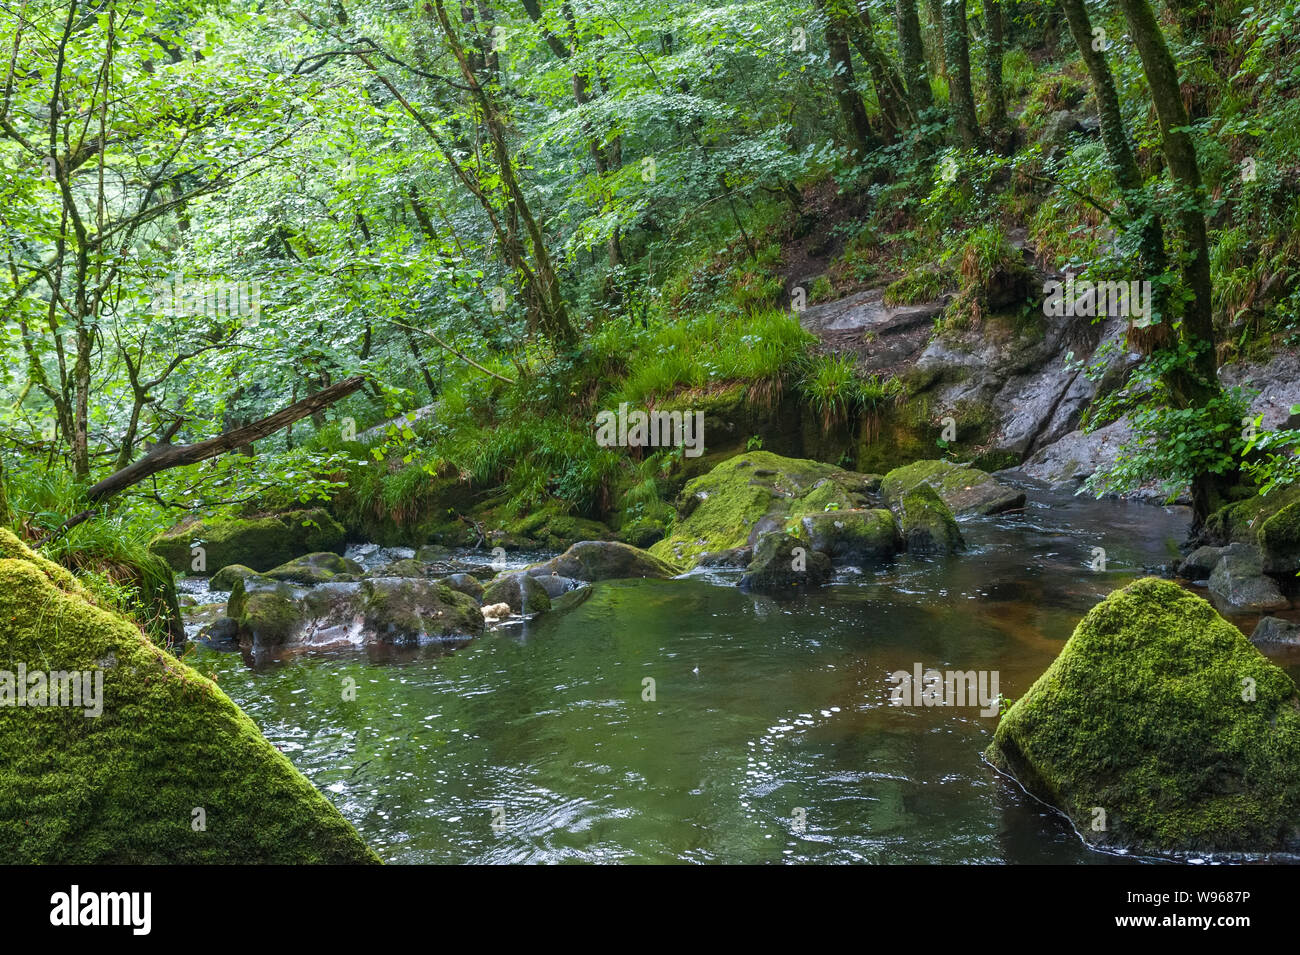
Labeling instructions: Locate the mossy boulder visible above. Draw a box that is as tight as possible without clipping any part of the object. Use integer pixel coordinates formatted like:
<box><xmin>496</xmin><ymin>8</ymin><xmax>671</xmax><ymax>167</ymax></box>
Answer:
<box><xmin>649</xmin><ymin>450</ymin><xmax>875</xmax><ymax>568</ymax></box>
<box><xmin>986</xmin><ymin>578</ymin><xmax>1300</xmax><ymax>853</ymax></box>
<box><xmin>798</xmin><ymin>509</ymin><xmax>900</xmax><ymax>564</ymax></box>
<box><xmin>880</xmin><ymin>458</ymin><xmax>1025</xmax><ymax>517</ymax></box>
<box><xmin>0</xmin><ymin>528</ymin><xmax>377</xmax><ymax>863</ymax></box>
<box><xmin>265</xmin><ymin>552</ymin><xmax>363</xmax><ymax>585</ymax></box>
<box><xmin>898</xmin><ymin>485</ymin><xmax>964</xmax><ymax>555</ymax></box>
<box><xmin>360</xmin><ymin>577</ymin><xmax>484</xmax><ymax>643</ymax></box>
<box><xmin>528</xmin><ymin>541</ymin><xmax>679</xmax><ymax>582</ymax></box>
<box><xmin>1204</xmin><ymin>483</ymin><xmax>1300</xmax><ymax>575</ymax></box>
<box><xmin>209</xmin><ymin>563</ymin><xmax>257</xmax><ymax>591</ymax></box>
<box><xmin>738</xmin><ymin>532</ymin><xmax>832</xmax><ymax>596</ymax></box>
<box><xmin>227</xmin><ymin>575</ymin><xmax>304</xmax><ymax>647</ymax></box>
<box><xmin>151</xmin><ymin>508</ymin><xmax>346</xmax><ymax>574</ymax></box>
<box><xmin>374</xmin><ymin>558</ymin><xmax>427</xmax><ymax>578</ymax></box>
<box><xmin>438</xmin><ymin>573</ymin><xmax>484</xmax><ymax>603</ymax></box>
<box><xmin>482</xmin><ymin>572</ymin><xmax>552</xmax><ymax>614</ymax></box>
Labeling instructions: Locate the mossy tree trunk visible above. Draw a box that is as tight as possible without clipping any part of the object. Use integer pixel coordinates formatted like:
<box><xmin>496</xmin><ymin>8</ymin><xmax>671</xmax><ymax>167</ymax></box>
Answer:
<box><xmin>1059</xmin><ymin>0</ymin><xmax>1167</xmax><ymax>303</ymax></box>
<box><xmin>819</xmin><ymin>0</ymin><xmax>876</xmax><ymax>158</ymax></box>
<box><xmin>942</xmin><ymin>0</ymin><xmax>980</xmax><ymax>147</ymax></box>
<box><xmin>841</xmin><ymin>0</ymin><xmax>909</xmax><ymax>138</ymax></box>
<box><xmin>895</xmin><ymin>0</ymin><xmax>934</xmax><ymax>112</ymax></box>
<box><xmin>1113</xmin><ymin>0</ymin><xmax>1229</xmax><ymax>523</ymax></box>
<box><xmin>983</xmin><ymin>0</ymin><xmax>1008</xmax><ymax>147</ymax></box>
<box><xmin>0</xmin><ymin>460</ymin><xmax>10</xmax><ymax>528</ymax></box>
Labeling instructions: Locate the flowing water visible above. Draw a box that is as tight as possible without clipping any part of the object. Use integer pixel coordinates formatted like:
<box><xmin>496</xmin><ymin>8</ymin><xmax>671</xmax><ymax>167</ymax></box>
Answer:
<box><xmin>187</xmin><ymin>486</ymin><xmax>1300</xmax><ymax>864</ymax></box>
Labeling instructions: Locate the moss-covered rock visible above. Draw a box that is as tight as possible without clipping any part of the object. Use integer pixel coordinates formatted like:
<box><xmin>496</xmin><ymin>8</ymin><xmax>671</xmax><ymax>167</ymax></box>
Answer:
<box><xmin>528</xmin><ymin>541</ymin><xmax>679</xmax><ymax>582</ymax></box>
<box><xmin>151</xmin><ymin>508</ymin><xmax>346</xmax><ymax>574</ymax></box>
<box><xmin>209</xmin><ymin>563</ymin><xmax>256</xmax><ymax>591</ymax></box>
<box><xmin>265</xmin><ymin>552</ymin><xmax>364</xmax><ymax>585</ymax></box>
<box><xmin>438</xmin><ymin>573</ymin><xmax>485</xmax><ymax>603</ymax></box>
<box><xmin>798</xmin><ymin>509</ymin><xmax>900</xmax><ymax>564</ymax></box>
<box><xmin>482</xmin><ymin>572</ymin><xmax>552</xmax><ymax>614</ymax></box>
<box><xmin>649</xmin><ymin>450</ymin><xmax>875</xmax><ymax>568</ymax></box>
<box><xmin>360</xmin><ymin>577</ymin><xmax>484</xmax><ymax>643</ymax></box>
<box><xmin>227</xmin><ymin>575</ymin><xmax>304</xmax><ymax>647</ymax></box>
<box><xmin>738</xmin><ymin>532</ymin><xmax>832</xmax><ymax>595</ymax></box>
<box><xmin>898</xmin><ymin>485</ymin><xmax>964</xmax><ymax>555</ymax></box>
<box><xmin>375</xmin><ymin>558</ymin><xmax>427</xmax><ymax>578</ymax></box>
<box><xmin>0</xmin><ymin>528</ymin><xmax>377</xmax><ymax>863</ymax></box>
<box><xmin>880</xmin><ymin>458</ymin><xmax>1025</xmax><ymax>517</ymax></box>
<box><xmin>1204</xmin><ymin>483</ymin><xmax>1300</xmax><ymax>575</ymax></box>
<box><xmin>986</xmin><ymin>578</ymin><xmax>1300</xmax><ymax>853</ymax></box>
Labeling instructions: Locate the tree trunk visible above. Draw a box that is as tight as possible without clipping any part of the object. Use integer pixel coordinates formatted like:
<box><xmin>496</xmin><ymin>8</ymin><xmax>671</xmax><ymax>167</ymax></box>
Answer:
<box><xmin>821</xmin><ymin>0</ymin><xmax>875</xmax><ymax>157</ymax></box>
<box><xmin>1113</xmin><ymin>0</ymin><xmax>1226</xmax><ymax>522</ymax></box>
<box><xmin>984</xmin><ymin>0</ymin><xmax>1008</xmax><ymax>144</ymax></box>
<box><xmin>896</xmin><ymin>0</ymin><xmax>934</xmax><ymax>111</ymax></box>
<box><xmin>942</xmin><ymin>0</ymin><xmax>979</xmax><ymax>147</ymax></box>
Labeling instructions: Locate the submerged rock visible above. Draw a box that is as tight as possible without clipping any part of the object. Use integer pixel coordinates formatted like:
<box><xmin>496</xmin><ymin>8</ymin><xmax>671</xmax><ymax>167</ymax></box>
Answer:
<box><xmin>799</xmin><ymin>509</ymin><xmax>900</xmax><ymax>564</ymax></box>
<box><xmin>881</xmin><ymin>458</ymin><xmax>1025</xmax><ymax>517</ymax></box>
<box><xmin>1251</xmin><ymin>616</ymin><xmax>1300</xmax><ymax>646</ymax></box>
<box><xmin>151</xmin><ymin>508</ymin><xmax>346</xmax><ymax>574</ymax></box>
<box><xmin>0</xmin><ymin>529</ymin><xmax>377</xmax><ymax>863</ymax></box>
<box><xmin>738</xmin><ymin>533</ymin><xmax>831</xmax><ymax>596</ymax></box>
<box><xmin>528</xmin><ymin>540</ymin><xmax>678</xmax><ymax>582</ymax></box>
<box><xmin>986</xmin><ymin>577</ymin><xmax>1300</xmax><ymax>853</ymax></box>
<box><xmin>482</xmin><ymin>572</ymin><xmax>552</xmax><ymax>614</ymax></box>
<box><xmin>265</xmin><ymin>552</ymin><xmax>363</xmax><ymax>585</ymax></box>
<box><xmin>1207</xmin><ymin>544</ymin><xmax>1289</xmax><ymax>614</ymax></box>
<box><xmin>898</xmin><ymin>485</ymin><xmax>964</xmax><ymax>555</ymax></box>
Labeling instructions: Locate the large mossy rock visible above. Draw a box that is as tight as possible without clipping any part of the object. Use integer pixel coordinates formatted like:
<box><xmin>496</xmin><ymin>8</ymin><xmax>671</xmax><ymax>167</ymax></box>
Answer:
<box><xmin>528</xmin><ymin>540</ymin><xmax>679</xmax><ymax>582</ymax></box>
<box><xmin>898</xmin><ymin>484</ymin><xmax>964</xmax><ymax>555</ymax></box>
<box><xmin>151</xmin><ymin>508</ymin><xmax>346</xmax><ymax>574</ymax></box>
<box><xmin>798</xmin><ymin>509</ymin><xmax>900</xmax><ymax>564</ymax></box>
<box><xmin>0</xmin><ymin>529</ymin><xmax>378</xmax><ymax>863</ymax></box>
<box><xmin>880</xmin><ymin>458</ymin><xmax>1025</xmax><ymax>517</ymax></box>
<box><xmin>360</xmin><ymin>577</ymin><xmax>484</xmax><ymax>643</ymax></box>
<box><xmin>1205</xmin><ymin>483</ymin><xmax>1300</xmax><ymax>575</ymax></box>
<box><xmin>986</xmin><ymin>578</ymin><xmax>1300</xmax><ymax>853</ymax></box>
<box><xmin>649</xmin><ymin>450</ymin><xmax>876</xmax><ymax>568</ymax></box>
<box><xmin>265</xmin><ymin>552</ymin><xmax>364</xmax><ymax>585</ymax></box>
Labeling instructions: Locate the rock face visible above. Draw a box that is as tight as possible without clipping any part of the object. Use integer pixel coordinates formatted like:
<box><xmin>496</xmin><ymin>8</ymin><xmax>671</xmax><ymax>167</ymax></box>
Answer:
<box><xmin>897</xmin><ymin>484</ymin><xmax>964</xmax><ymax>555</ymax></box>
<box><xmin>482</xmin><ymin>572</ymin><xmax>552</xmax><ymax>614</ymax></box>
<box><xmin>265</xmin><ymin>552</ymin><xmax>363</xmax><ymax>585</ymax></box>
<box><xmin>881</xmin><ymin>459</ymin><xmax>1025</xmax><ymax>517</ymax></box>
<box><xmin>438</xmin><ymin>573</ymin><xmax>484</xmax><ymax>602</ymax></box>
<box><xmin>151</xmin><ymin>508</ymin><xmax>346</xmax><ymax>574</ymax></box>
<box><xmin>1207</xmin><ymin>544</ymin><xmax>1290</xmax><ymax>614</ymax></box>
<box><xmin>987</xmin><ymin>578</ymin><xmax>1300</xmax><ymax>853</ymax></box>
<box><xmin>0</xmin><ymin>529</ymin><xmax>378</xmax><ymax>863</ymax></box>
<box><xmin>739</xmin><ymin>532</ymin><xmax>832</xmax><ymax>595</ymax></box>
<box><xmin>648</xmin><ymin>450</ymin><xmax>877</xmax><ymax>567</ymax></box>
<box><xmin>1251</xmin><ymin>616</ymin><xmax>1300</xmax><ymax>646</ymax></box>
<box><xmin>798</xmin><ymin>509</ymin><xmax>900</xmax><ymax>564</ymax></box>
<box><xmin>528</xmin><ymin>540</ymin><xmax>679</xmax><ymax>582</ymax></box>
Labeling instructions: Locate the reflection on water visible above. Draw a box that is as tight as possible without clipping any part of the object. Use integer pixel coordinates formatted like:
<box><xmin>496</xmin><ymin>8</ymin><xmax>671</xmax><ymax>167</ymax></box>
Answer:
<box><xmin>187</xmin><ymin>487</ymin><xmax>1296</xmax><ymax>863</ymax></box>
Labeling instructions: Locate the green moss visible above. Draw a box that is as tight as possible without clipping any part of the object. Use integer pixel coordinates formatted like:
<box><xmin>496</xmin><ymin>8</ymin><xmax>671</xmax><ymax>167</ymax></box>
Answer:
<box><xmin>648</xmin><ymin>451</ymin><xmax>869</xmax><ymax>567</ymax></box>
<box><xmin>986</xmin><ymin>578</ymin><xmax>1300</xmax><ymax>853</ymax></box>
<box><xmin>151</xmin><ymin>508</ymin><xmax>345</xmax><ymax>574</ymax></box>
<box><xmin>899</xmin><ymin>484</ymin><xmax>964</xmax><ymax>554</ymax></box>
<box><xmin>1205</xmin><ymin>483</ymin><xmax>1300</xmax><ymax>573</ymax></box>
<box><xmin>0</xmin><ymin>529</ymin><xmax>378</xmax><ymax>863</ymax></box>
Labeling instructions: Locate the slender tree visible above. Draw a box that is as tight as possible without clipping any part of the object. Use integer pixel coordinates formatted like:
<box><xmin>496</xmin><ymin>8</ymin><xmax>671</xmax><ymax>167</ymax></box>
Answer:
<box><xmin>942</xmin><ymin>0</ymin><xmax>979</xmax><ymax>146</ymax></box>
<box><xmin>896</xmin><ymin>0</ymin><xmax>934</xmax><ymax>111</ymax></box>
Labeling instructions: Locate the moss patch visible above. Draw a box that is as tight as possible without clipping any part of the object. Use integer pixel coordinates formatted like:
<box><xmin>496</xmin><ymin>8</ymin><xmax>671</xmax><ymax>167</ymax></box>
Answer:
<box><xmin>986</xmin><ymin>577</ymin><xmax>1300</xmax><ymax>853</ymax></box>
<box><xmin>0</xmin><ymin>529</ymin><xmax>378</xmax><ymax>863</ymax></box>
<box><xmin>151</xmin><ymin>508</ymin><xmax>345</xmax><ymax>574</ymax></box>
